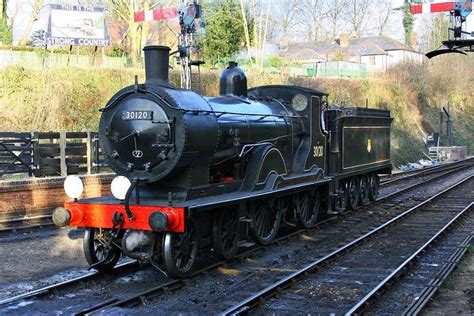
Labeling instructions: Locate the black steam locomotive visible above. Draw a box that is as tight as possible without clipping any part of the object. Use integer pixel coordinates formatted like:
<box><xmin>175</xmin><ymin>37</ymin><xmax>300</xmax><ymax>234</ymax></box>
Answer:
<box><xmin>53</xmin><ymin>46</ymin><xmax>392</xmax><ymax>278</ymax></box>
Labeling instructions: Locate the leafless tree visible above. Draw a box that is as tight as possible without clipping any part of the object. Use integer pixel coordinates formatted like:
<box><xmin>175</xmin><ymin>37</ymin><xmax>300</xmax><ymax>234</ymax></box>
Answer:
<box><xmin>274</xmin><ymin>0</ymin><xmax>300</xmax><ymax>40</ymax></box>
<box><xmin>376</xmin><ymin>0</ymin><xmax>393</xmax><ymax>35</ymax></box>
<box><xmin>239</xmin><ymin>0</ymin><xmax>252</xmax><ymax>61</ymax></box>
<box><xmin>240</xmin><ymin>0</ymin><xmax>273</xmax><ymax>68</ymax></box>
<box><xmin>326</xmin><ymin>0</ymin><xmax>348</xmax><ymax>39</ymax></box>
<box><xmin>2</xmin><ymin>0</ymin><xmax>7</xmax><ymax>19</ymax></box>
<box><xmin>346</xmin><ymin>0</ymin><xmax>372</xmax><ymax>38</ymax></box>
<box><xmin>299</xmin><ymin>0</ymin><xmax>327</xmax><ymax>41</ymax></box>
<box><xmin>106</xmin><ymin>0</ymin><xmax>178</xmax><ymax>65</ymax></box>
<box><xmin>18</xmin><ymin>0</ymin><xmax>43</xmax><ymax>46</ymax></box>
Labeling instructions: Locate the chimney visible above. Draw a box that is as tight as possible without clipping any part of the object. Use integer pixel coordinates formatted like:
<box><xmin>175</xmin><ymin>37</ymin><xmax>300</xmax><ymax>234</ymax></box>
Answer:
<box><xmin>279</xmin><ymin>40</ymin><xmax>289</xmax><ymax>52</ymax></box>
<box><xmin>143</xmin><ymin>45</ymin><xmax>170</xmax><ymax>85</ymax></box>
<box><xmin>336</xmin><ymin>34</ymin><xmax>350</xmax><ymax>47</ymax></box>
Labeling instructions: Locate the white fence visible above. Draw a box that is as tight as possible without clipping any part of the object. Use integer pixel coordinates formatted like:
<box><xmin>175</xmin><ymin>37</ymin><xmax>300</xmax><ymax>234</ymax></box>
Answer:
<box><xmin>290</xmin><ymin>61</ymin><xmax>368</xmax><ymax>78</ymax></box>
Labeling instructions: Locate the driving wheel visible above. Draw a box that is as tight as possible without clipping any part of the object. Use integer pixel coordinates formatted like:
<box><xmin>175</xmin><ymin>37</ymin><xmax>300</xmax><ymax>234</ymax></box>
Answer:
<box><xmin>212</xmin><ymin>208</ymin><xmax>240</xmax><ymax>259</ymax></box>
<box><xmin>250</xmin><ymin>198</ymin><xmax>282</xmax><ymax>245</ymax></box>
<box><xmin>295</xmin><ymin>190</ymin><xmax>321</xmax><ymax>228</ymax></box>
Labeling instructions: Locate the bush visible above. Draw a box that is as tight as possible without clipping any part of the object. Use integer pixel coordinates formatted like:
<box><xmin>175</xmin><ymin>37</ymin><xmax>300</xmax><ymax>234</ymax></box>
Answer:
<box><xmin>265</xmin><ymin>56</ymin><xmax>285</xmax><ymax>69</ymax></box>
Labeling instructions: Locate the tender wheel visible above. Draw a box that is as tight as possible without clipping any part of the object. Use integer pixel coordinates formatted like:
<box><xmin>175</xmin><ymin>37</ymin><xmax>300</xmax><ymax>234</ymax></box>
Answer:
<box><xmin>359</xmin><ymin>175</ymin><xmax>369</xmax><ymax>205</ymax></box>
<box><xmin>346</xmin><ymin>177</ymin><xmax>360</xmax><ymax>210</ymax></box>
<box><xmin>212</xmin><ymin>208</ymin><xmax>240</xmax><ymax>259</ymax></box>
<box><xmin>337</xmin><ymin>180</ymin><xmax>347</xmax><ymax>211</ymax></box>
<box><xmin>368</xmin><ymin>173</ymin><xmax>380</xmax><ymax>201</ymax></box>
<box><xmin>83</xmin><ymin>228</ymin><xmax>122</xmax><ymax>273</ymax></box>
<box><xmin>295</xmin><ymin>190</ymin><xmax>321</xmax><ymax>228</ymax></box>
<box><xmin>250</xmin><ymin>198</ymin><xmax>282</xmax><ymax>245</ymax></box>
<box><xmin>163</xmin><ymin>225</ymin><xmax>198</xmax><ymax>278</ymax></box>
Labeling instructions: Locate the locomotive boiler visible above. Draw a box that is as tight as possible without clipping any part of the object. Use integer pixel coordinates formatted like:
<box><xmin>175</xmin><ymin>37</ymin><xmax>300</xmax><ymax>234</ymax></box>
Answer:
<box><xmin>53</xmin><ymin>45</ymin><xmax>392</xmax><ymax>278</ymax></box>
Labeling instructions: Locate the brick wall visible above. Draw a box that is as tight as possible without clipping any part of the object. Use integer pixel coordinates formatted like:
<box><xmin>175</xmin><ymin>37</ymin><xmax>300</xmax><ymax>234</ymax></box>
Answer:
<box><xmin>0</xmin><ymin>174</ymin><xmax>114</xmax><ymax>217</ymax></box>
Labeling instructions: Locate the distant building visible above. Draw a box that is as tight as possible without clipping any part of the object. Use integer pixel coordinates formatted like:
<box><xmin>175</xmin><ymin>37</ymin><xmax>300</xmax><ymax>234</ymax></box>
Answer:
<box><xmin>280</xmin><ymin>35</ymin><xmax>425</xmax><ymax>71</ymax></box>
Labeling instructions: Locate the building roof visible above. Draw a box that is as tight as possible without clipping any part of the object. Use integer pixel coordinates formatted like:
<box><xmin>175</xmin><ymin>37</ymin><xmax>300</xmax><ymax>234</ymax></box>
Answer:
<box><xmin>349</xmin><ymin>36</ymin><xmax>417</xmax><ymax>52</ymax></box>
<box><xmin>285</xmin><ymin>47</ymin><xmax>326</xmax><ymax>61</ymax></box>
<box><xmin>281</xmin><ymin>40</ymin><xmax>338</xmax><ymax>59</ymax></box>
<box><xmin>347</xmin><ymin>42</ymin><xmax>388</xmax><ymax>56</ymax></box>
<box><xmin>280</xmin><ymin>36</ymin><xmax>419</xmax><ymax>60</ymax></box>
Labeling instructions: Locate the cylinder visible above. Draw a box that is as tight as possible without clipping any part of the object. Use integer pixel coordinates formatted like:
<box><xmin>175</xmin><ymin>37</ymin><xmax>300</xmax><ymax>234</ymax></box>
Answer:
<box><xmin>143</xmin><ymin>45</ymin><xmax>171</xmax><ymax>85</ymax></box>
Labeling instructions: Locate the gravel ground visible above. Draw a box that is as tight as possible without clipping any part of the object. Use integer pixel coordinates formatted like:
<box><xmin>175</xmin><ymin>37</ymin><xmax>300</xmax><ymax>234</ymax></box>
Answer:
<box><xmin>423</xmin><ymin>248</ymin><xmax>474</xmax><ymax>316</ymax></box>
<box><xmin>0</xmin><ymin>228</ymin><xmax>87</xmax><ymax>300</ymax></box>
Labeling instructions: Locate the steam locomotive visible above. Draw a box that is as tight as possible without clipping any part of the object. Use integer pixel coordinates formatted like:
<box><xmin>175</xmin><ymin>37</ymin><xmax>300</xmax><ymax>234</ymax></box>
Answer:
<box><xmin>53</xmin><ymin>46</ymin><xmax>392</xmax><ymax>278</ymax></box>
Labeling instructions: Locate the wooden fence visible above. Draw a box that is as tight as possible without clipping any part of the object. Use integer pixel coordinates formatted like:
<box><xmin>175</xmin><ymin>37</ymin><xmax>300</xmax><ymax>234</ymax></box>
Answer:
<box><xmin>0</xmin><ymin>132</ymin><xmax>34</xmax><ymax>177</ymax></box>
<box><xmin>0</xmin><ymin>131</ymin><xmax>109</xmax><ymax>178</ymax></box>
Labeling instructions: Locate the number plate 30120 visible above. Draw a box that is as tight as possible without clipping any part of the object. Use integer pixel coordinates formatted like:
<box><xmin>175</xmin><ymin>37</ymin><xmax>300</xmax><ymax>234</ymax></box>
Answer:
<box><xmin>122</xmin><ymin>111</ymin><xmax>153</xmax><ymax>120</ymax></box>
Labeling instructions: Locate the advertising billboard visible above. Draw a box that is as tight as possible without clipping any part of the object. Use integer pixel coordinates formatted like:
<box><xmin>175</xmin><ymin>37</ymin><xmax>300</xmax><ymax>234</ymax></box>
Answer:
<box><xmin>46</xmin><ymin>5</ymin><xmax>111</xmax><ymax>46</ymax></box>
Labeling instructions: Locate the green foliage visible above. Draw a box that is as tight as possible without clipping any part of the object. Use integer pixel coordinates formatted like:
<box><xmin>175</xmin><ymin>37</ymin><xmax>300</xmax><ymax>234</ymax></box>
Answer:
<box><xmin>0</xmin><ymin>17</ymin><xmax>12</xmax><ymax>45</ymax></box>
<box><xmin>107</xmin><ymin>46</ymin><xmax>128</xmax><ymax>58</ymax></box>
<box><xmin>264</xmin><ymin>56</ymin><xmax>285</xmax><ymax>68</ymax></box>
<box><xmin>199</xmin><ymin>0</ymin><xmax>245</xmax><ymax>65</ymax></box>
<box><xmin>331</xmin><ymin>49</ymin><xmax>348</xmax><ymax>61</ymax></box>
<box><xmin>429</xmin><ymin>14</ymin><xmax>449</xmax><ymax>50</ymax></box>
<box><xmin>402</xmin><ymin>3</ymin><xmax>414</xmax><ymax>47</ymax></box>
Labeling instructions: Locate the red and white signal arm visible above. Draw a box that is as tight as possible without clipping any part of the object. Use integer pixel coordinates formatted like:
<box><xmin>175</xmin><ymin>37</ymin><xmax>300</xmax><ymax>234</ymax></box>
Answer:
<box><xmin>134</xmin><ymin>8</ymin><xmax>177</xmax><ymax>22</ymax></box>
<box><xmin>411</xmin><ymin>0</ymin><xmax>472</xmax><ymax>15</ymax></box>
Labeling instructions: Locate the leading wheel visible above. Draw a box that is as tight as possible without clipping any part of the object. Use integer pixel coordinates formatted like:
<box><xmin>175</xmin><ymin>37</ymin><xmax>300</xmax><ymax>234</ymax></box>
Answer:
<box><xmin>295</xmin><ymin>190</ymin><xmax>321</xmax><ymax>228</ymax></box>
<box><xmin>250</xmin><ymin>199</ymin><xmax>282</xmax><ymax>245</ymax></box>
<box><xmin>368</xmin><ymin>173</ymin><xmax>380</xmax><ymax>201</ymax></box>
<box><xmin>359</xmin><ymin>175</ymin><xmax>369</xmax><ymax>205</ymax></box>
<box><xmin>163</xmin><ymin>225</ymin><xmax>198</xmax><ymax>278</ymax></box>
<box><xmin>346</xmin><ymin>177</ymin><xmax>360</xmax><ymax>210</ymax></box>
<box><xmin>212</xmin><ymin>208</ymin><xmax>240</xmax><ymax>259</ymax></box>
<box><xmin>83</xmin><ymin>228</ymin><xmax>122</xmax><ymax>273</ymax></box>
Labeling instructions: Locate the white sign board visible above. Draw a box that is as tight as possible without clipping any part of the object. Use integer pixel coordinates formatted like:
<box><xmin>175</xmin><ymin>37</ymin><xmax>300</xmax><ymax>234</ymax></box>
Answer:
<box><xmin>47</xmin><ymin>5</ymin><xmax>110</xmax><ymax>46</ymax></box>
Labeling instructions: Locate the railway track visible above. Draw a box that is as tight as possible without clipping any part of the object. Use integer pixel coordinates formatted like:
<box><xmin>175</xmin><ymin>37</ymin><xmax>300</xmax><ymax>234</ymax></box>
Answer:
<box><xmin>0</xmin><ymin>260</ymin><xmax>139</xmax><ymax>307</ymax></box>
<box><xmin>379</xmin><ymin>157</ymin><xmax>472</xmax><ymax>185</ymax></box>
<box><xmin>380</xmin><ymin>158</ymin><xmax>474</xmax><ymax>187</ymax></box>
<box><xmin>223</xmin><ymin>176</ymin><xmax>473</xmax><ymax>315</ymax></box>
<box><xmin>377</xmin><ymin>158</ymin><xmax>472</xmax><ymax>200</ymax></box>
<box><xmin>0</xmin><ymin>214</ymin><xmax>55</xmax><ymax>237</ymax></box>
<box><xmin>0</xmin><ymin>163</ymin><xmax>471</xmax><ymax>314</ymax></box>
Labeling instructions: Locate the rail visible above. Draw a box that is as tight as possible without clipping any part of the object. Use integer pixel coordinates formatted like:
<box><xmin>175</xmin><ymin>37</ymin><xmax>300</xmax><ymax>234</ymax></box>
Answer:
<box><xmin>222</xmin><ymin>175</ymin><xmax>473</xmax><ymax>315</ymax></box>
<box><xmin>346</xmin><ymin>202</ymin><xmax>473</xmax><ymax>315</ymax></box>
